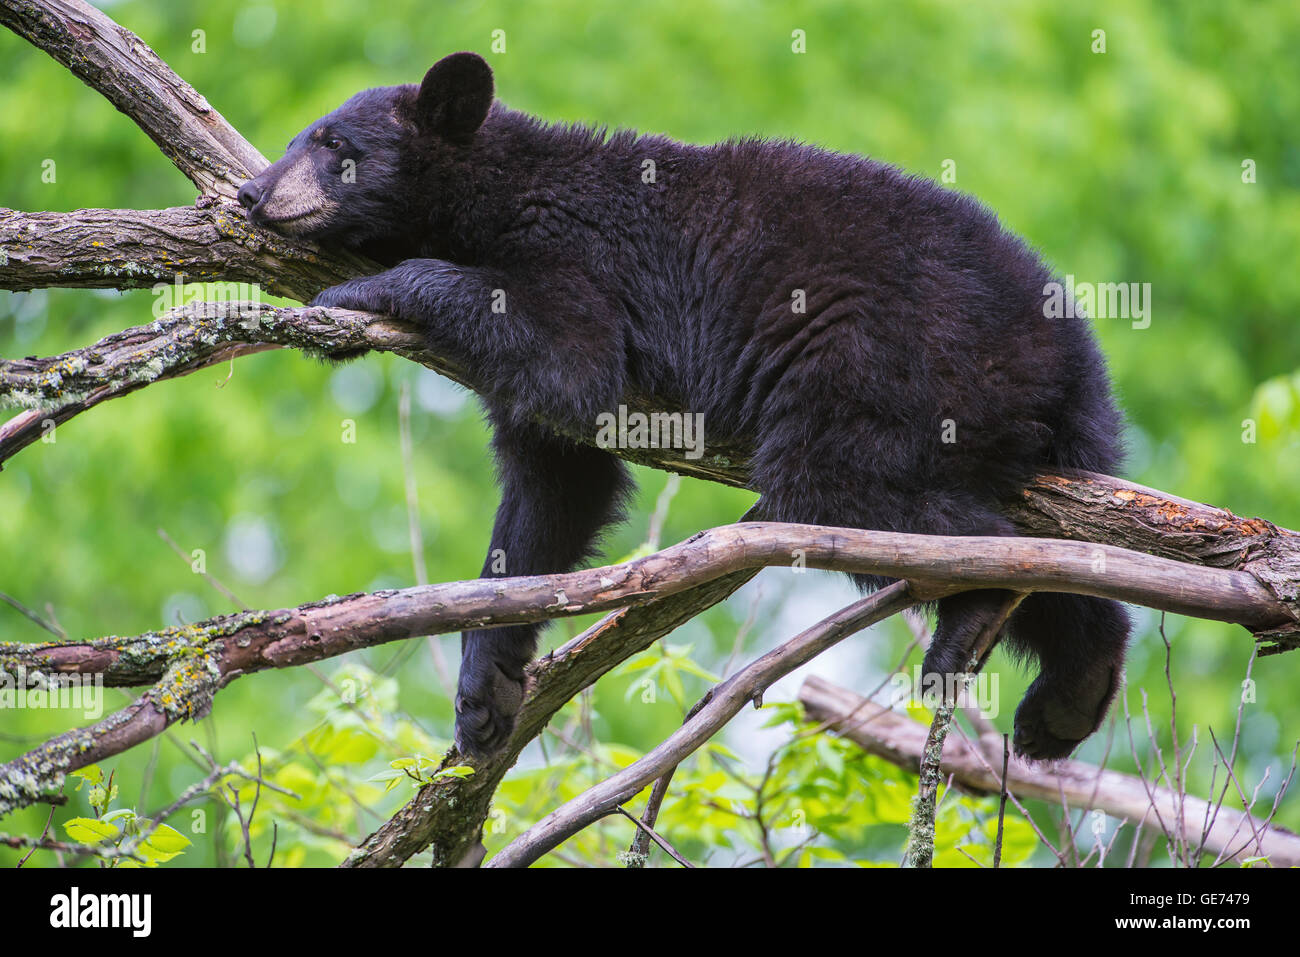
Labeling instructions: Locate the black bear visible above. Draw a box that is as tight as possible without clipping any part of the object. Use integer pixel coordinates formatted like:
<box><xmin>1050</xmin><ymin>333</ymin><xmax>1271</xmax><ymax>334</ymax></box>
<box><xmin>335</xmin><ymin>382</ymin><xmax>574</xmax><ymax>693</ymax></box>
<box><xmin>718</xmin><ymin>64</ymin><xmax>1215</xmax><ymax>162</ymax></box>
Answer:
<box><xmin>237</xmin><ymin>52</ymin><xmax>1130</xmax><ymax>761</ymax></box>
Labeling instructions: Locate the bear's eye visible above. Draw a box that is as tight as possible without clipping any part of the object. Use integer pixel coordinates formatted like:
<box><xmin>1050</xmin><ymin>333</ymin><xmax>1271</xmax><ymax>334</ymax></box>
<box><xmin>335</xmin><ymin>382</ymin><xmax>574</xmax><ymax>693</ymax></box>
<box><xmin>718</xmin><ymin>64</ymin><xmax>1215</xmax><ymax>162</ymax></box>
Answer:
<box><xmin>324</xmin><ymin>137</ymin><xmax>345</xmax><ymax>151</ymax></box>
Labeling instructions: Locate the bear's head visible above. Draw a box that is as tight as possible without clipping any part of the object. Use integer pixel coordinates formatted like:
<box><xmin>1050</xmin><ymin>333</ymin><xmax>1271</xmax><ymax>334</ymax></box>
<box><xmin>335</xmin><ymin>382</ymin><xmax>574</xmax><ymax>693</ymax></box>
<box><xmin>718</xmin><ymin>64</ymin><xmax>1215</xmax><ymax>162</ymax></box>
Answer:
<box><xmin>236</xmin><ymin>52</ymin><xmax>494</xmax><ymax>249</ymax></box>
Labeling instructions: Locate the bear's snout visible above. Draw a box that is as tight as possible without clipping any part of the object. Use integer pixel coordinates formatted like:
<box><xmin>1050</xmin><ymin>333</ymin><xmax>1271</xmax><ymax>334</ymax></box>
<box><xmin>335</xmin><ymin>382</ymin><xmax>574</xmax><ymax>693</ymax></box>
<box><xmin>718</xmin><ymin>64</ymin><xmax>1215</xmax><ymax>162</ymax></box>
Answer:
<box><xmin>236</xmin><ymin>179</ymin><xmax>266</xmax><ymax>220</ymax></box>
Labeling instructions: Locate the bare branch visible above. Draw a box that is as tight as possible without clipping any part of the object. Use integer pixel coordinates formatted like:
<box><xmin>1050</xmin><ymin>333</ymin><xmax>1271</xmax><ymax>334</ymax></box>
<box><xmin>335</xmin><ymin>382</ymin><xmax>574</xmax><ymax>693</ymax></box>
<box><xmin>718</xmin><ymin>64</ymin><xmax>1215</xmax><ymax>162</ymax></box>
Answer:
<box><xmin>3</xmin><ymin>522</ymin><xmax>1291</xmax><ymax>690</ymax></box>
<box><xmin>0</xmin><ymin>0</ymin><xmax>265</xmax><ymax>197</ymax></box>
<box><xmin>614</xmin><ymin>805</ymin><xmax>694</xmax><ymax>867</ymax></box>
<box><xmin>342</xmin><ymin>568</ymin><xmax>759</xmax><ymax>867</ymax></box>
<box><xmin>487</xmin><ymin>582</ymin><xmax>918</xmax><ymax>867</ymax></box>
<box><xmin>799</xmin><ymin>675</ymin><xmax>1300</xmax><ymax>867</ymax></box>
<box><xmin>905</xmin><ymin>591</ymin><xmax>1024</xmax><ymax>867</ymax></box>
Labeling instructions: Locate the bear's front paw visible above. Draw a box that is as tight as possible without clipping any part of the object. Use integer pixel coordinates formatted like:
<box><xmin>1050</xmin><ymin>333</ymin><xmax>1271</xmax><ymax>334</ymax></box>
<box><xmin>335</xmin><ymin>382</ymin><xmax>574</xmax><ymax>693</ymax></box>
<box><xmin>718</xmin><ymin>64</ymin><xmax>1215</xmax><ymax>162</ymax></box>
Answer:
<box><xmin>310</xmin><ymin>279</ymin><xmax>389</xmax><ymax>313</ymax></box>
<box><xmin>454</xmin><ymin>664</ymin><xmax>526</xmax><ymax>760</ymax></box>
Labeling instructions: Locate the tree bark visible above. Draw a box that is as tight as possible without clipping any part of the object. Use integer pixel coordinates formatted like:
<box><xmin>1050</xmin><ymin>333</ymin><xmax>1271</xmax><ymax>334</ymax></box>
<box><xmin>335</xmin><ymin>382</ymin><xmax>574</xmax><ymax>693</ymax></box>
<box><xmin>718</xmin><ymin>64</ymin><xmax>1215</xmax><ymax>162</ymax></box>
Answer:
<box><xmin>0</xmin><ymin>206</ymin><xmax>374</xmax><ymax>301</ymax></box>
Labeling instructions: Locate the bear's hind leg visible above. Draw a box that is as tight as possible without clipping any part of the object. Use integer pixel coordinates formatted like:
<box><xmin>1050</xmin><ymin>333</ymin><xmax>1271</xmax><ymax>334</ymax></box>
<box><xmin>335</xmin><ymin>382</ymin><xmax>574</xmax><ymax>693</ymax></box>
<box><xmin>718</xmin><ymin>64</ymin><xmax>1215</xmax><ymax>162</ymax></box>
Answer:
<box><xmin>921</xmin><ymin>590</ymin><xmax>1020</xmax><ymax>697</ymax></box>
<box><xmin>1006</xmin><ymin>592</ymin><xmax>1130</xmax><ymax>760</ymax></box>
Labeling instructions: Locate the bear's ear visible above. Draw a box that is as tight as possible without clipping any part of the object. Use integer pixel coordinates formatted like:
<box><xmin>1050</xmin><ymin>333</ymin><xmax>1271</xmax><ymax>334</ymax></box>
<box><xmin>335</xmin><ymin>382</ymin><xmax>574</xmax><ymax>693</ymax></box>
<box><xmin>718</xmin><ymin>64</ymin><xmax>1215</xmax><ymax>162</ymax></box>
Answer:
<box><xmin>416</xmin><ymin>52</ymin><xmax>494</xmax><ymax>141</ymax></box>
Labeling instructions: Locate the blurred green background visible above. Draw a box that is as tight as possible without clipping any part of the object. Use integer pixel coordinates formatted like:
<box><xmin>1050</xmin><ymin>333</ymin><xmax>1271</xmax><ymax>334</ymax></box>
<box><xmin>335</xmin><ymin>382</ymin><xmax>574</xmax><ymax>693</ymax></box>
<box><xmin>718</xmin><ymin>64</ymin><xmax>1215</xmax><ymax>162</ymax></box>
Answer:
<box><xmin>2</xmin><ymin>0</ymin><xmax>1298</xmax><ymax>866</ymax></box>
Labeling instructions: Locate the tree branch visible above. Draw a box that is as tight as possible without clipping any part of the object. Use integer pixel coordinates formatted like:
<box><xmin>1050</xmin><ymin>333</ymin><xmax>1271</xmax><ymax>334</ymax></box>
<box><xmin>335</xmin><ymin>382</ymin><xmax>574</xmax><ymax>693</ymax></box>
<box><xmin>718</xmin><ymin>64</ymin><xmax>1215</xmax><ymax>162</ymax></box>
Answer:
<box><xmin>5</xmin><ymin>519</ymin><xmax>1290</xmax><ymax>824</ymax></box>
<box><xmin>0</xmin><ymin>206</ymin><xmax>375</xmax><ymax>300</ymax></box>
<box><xmin>0</xmin><ymin>0</ymin><xmax>265</xmax><ymax>197</ymax></box>
<box><xmin>487</xmin><ymin>581</ymin><xmax>918</xmax><ymax>867</ymax></box>
<box><xmin>5</xmin><ymin>523</ymin><xmax>1292</xmax><ymax>685</ymax></box>
<box><xmin>799</xmin><ymin>675</ymin><xmax>1300</xmax><ymax>867</ymax></box>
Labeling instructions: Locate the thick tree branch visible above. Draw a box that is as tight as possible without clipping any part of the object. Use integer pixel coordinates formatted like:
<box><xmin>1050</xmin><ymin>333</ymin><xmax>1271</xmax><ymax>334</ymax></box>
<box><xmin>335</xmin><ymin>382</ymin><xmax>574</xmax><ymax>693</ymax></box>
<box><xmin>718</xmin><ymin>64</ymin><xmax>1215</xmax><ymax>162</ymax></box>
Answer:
<box><xmin>4</xmin><ymin>521</ymin><xmax>1292</xmax><ymax>822</ymax></box>
<box><xmin>4</xmin><ymin>523</ymin><xmax>1292</xmax><ymax>686</ymax></box>
<box><xmin>800</xmin><ymin>675</ymin><xmax>1300</xmax><ymax>867</ymax></box>
<box><xmin>0</xmin><ymin>0</ymin><xmax>265</xmax><ymax>197</ymax></box>
<box><xmin>0</xmin><ymin>206</ymin><xmax>375</xmax><ymax>301</ymax></box>
<box><xmin>0</xmin><ymin>302</ymin><xmax>453</xmax><ymax>413</ymax></box>
<box><xmin>342</xmin><ymin>568</ymin><xmax>759</xmax><ymax>867</ymax></box>
<box><xmin>1016</xmin><ymin>472</ymin><xmax>1300</xmax><ymax>627</ymax></box>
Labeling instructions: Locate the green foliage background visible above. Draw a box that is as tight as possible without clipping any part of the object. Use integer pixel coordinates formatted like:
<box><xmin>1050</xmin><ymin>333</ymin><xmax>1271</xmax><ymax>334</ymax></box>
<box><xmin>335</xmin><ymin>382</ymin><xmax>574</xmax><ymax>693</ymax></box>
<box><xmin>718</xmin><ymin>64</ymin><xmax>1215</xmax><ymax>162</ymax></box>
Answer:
<box><xmin>1</xmin><ymin>0</ymin><xmax>1297</xmax><ymax>866</ymax></box>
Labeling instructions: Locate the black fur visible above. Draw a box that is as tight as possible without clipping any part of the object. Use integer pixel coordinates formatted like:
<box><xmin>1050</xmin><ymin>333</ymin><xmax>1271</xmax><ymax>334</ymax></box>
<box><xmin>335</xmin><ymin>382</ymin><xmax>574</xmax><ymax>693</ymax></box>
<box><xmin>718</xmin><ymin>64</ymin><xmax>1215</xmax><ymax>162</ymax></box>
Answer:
<box><xmin>239</xmin><ymin>53</ymin><xmax>1130</xmax><ymax>761</ymax></box>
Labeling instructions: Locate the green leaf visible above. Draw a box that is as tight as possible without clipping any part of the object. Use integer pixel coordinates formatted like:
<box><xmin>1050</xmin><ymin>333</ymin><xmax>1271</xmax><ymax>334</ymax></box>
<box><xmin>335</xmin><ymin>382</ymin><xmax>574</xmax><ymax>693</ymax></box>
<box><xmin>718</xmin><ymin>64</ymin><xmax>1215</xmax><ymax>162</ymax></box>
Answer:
<box><xmin>815</xmin><ymin>737</ymin><xmax>845</xmax><ymax>778</ymax></box>
<box><xmin>144</xmin><ymin>823</ymin><xmax>192</xmax><ymax>854</ymax></box>
<box><xmin>70</xmin><ymin>766</ymin><xmax>104</xmax><ymax>787</ymax></box>
<box><xmin>433</xmin><ymin>765</ymin><xmax>475</xmax><ymax>780</ymax></box>
<box><xmin>63</xmin><ymin>817</ymin><xmax>121</xmax><ymax>844</ymax></box>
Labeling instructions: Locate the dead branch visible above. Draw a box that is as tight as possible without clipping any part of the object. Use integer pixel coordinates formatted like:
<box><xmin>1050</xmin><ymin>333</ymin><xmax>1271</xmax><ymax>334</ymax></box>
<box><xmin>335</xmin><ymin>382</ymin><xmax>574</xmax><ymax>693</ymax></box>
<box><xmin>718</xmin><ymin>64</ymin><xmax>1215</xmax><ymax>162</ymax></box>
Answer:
<box><xmin>0</xmin><ymin>0</ymin><xmax>264</xmax><ymax>197</ymax></box>
<box><xmin>799</xmin><ymin>675</ymin><xmax>1300</xmax><ymax>867</ymax></box>
<box><xmin>6</xmin><ymin>521</ymin><xmax>1286</xmax><ymax>820</ymax></box>
<box><xmin>5</xmin><ymin>523</ymin><xmax>1292</xmax><ymax>688</ymax></box>
<box><xmin>486</xmin><ymin>582</ymin><xmax>917</xmax><ymax>867</ymax></box>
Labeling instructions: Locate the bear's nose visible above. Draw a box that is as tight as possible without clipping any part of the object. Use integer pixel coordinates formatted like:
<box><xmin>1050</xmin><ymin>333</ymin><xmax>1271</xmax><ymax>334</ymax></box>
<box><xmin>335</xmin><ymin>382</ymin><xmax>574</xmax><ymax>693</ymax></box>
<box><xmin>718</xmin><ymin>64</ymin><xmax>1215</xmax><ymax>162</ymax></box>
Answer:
<box><xmin>236</xmin><ymin>180</ymin><xmax>263</xmax><ymax>211</ymax></box>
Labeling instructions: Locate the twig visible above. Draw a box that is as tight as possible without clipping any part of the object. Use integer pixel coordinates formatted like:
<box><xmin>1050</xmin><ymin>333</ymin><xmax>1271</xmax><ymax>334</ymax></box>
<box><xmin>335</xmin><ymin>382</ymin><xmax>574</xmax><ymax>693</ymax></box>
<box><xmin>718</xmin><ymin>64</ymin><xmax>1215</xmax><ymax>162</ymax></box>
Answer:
<box><xmin>1158</xmin><ymin>614</ymin><xmax>1190</xmax><ymax>865</ymax></box>
<box><xmin>614</xmin><ymin>806</ymin><xmax>693</xmax><ymax>868</ymax></box>
<box><xmin>157</xmin><ymin>526</ymin><xmax>249</xmax><ymax>610</ymax></box>
<box><xmin>994</xmin><ymin>733</ymin><xmax>1010</xmax><ymax>868</ymax></box>
<box><xmin>625</xmin><ymin>772</ymin><xmax>676</xmax><ymax>869</ymax></box>
<box><xmin>644</xmin><ymin>475</ymin><xmax>682</xmax><ymax>552</ymax></box>
<box><xmin>487</xmin><ymin>582</ymin><xmax>917</xmax><ymax>867</ymax></box>
<box><xmin>625</xmin><ymin>679</ymin><xmax>724</xmax><ymax>867</ymax></box>
<box><xmin>1</xmin><ymin>833</ymin><xmax>146</xmax><ymax>862</ymax></box>
<box><xmin>905</xmin><ymin>591</ymin><xmax>1023</xmax><ymax>868</ymax></box>
<box><xmin>398</xmin><ymin>380</ymin><xmax>454</xmax><ymax>696</ymax></box>
<box><xmin>15</xmin><ymin>806</ymin><xmax>56</xmax><ymax>867</ymax></box>
<box><xmin>0</xmin><ymin>590</ymin><xmax>66</xmax><ymax>638</ymax></box>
